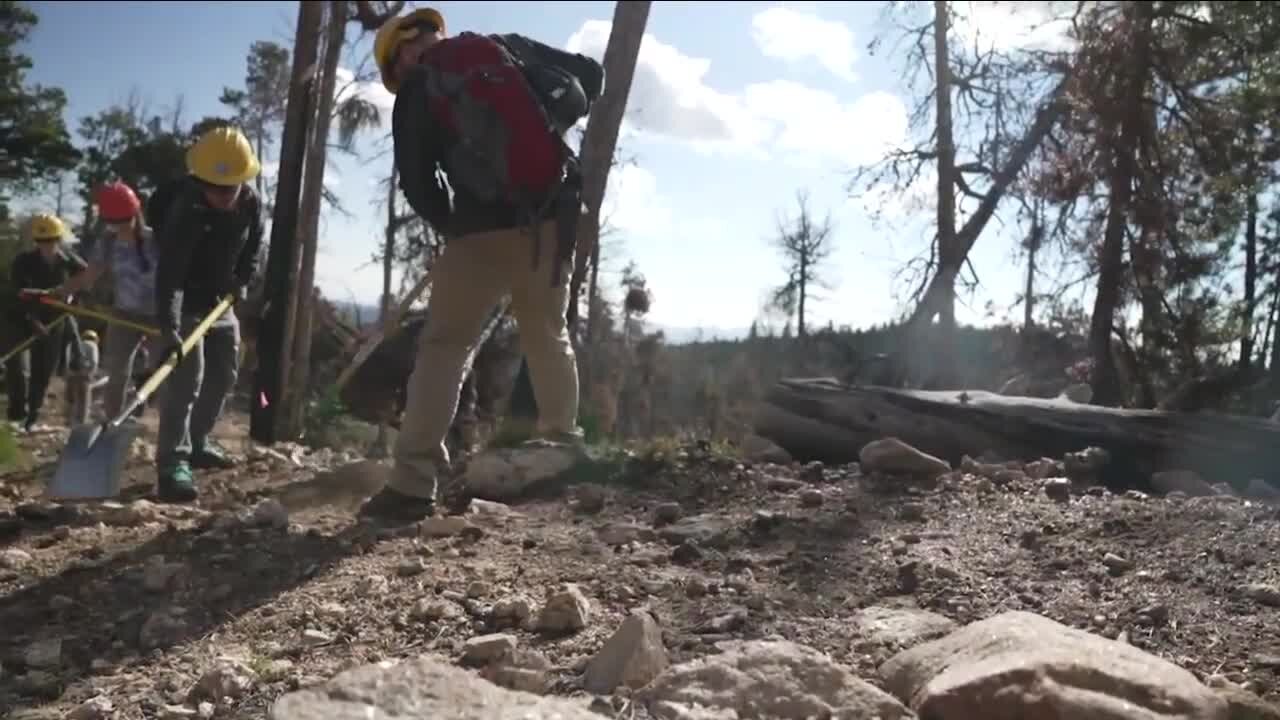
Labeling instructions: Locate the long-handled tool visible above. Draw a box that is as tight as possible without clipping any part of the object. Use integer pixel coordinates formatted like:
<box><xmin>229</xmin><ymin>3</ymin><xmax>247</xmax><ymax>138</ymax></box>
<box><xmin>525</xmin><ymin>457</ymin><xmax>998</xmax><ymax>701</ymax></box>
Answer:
<box><xmin>331</xmin><ymin>270</ymin><xmax>433</xmax><ymax>394</ymax></box>
<box><xmin>19</xmin><ymin>291</ymin><xmax>160</xmax><ymax>336</ymax></box>
<box><xmin>46</xmin><ymin>294</ymin><xmax>237</xmax><ymax>500</ymax></box>
<box><xmin>0</xmin><ymin>315</ymin><xmax>69</xmax><ymax>365</ymax></box>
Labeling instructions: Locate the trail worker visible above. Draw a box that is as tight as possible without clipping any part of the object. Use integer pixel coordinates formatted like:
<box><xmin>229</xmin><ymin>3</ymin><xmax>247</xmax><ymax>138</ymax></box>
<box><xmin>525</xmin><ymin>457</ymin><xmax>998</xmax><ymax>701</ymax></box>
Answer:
<box><xmin>7</xmin><ymin>213</ymin><xmax>87</xmax><ymax>432</ymax></box>
<box><xmin>54</xmin><ymin>181</ymin><xmax>159</xmax><ymax>421</ymax></box>
<box><xmin>152</xmin><ymin>126</ymin><xmax>264</xmax><ymax>503</ymax></box>
<box><xmin>64</xmin><ymin>328</ymin><xmax>100</xmax><ymax>424</ymax></box>
<box><xmin>349</xmin><ymin>7</ymin><xmax>605</xmax><ymax>524</ymax></box>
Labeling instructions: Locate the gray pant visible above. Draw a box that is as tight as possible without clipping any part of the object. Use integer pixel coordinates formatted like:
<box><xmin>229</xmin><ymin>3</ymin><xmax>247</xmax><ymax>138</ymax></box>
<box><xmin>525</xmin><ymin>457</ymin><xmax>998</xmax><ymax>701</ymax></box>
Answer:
<box><xmin>156</xmin><ymin>312</ymin><xmax>240</xmax><ymax>470</ymax></box>
<box><xmin>102</xmin><ymin>310</ymin><xmax>153</xmax><ymax>419</ymax></box>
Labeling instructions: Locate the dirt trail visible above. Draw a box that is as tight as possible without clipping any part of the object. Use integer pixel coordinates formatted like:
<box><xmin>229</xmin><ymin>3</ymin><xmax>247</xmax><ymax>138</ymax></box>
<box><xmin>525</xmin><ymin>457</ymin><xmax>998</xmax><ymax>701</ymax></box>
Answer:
<box><xmin>2</xmin><ymin>402</ymin><xmax>1280</xmax><ymax>718</ymax></box>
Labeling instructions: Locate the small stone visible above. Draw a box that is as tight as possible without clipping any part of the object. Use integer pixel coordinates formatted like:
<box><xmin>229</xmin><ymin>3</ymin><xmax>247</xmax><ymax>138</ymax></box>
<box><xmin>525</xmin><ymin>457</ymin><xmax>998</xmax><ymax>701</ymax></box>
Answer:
<box><xmin>249</xmin><ymin>499</ymin><xmax>289</xmax><ymax>529</ymax></box>
<box><xmin>0</xmin><ymin>548</ymin><xmax>32</xmax><ymax>569</ymax></box>
<box><xmin>799</xmin><ymin>489</ymin><xmax>824</xmax><ymax>507</ymax></box>
<box><xmin>411</xmin><ymin>599</ymin><xmax>462</xmax><ymax>621</ymax></box>
<box><xmin>397</xmin><ymin>559</ymin><xmax>426</xmax><ymax>577</ymax></box>
<box><xmin>583</xmin><ymin>611</ymin><xmax>669</xmax><ymax>693</ymax></box>
<box><xmin>671</xmin><ymin>541</ymin><xmax>703</xmax><ymax>565</ymax></box>
<box><xmin>1043</xmin><ymin>478</ymin><xmax>1071</xmax><ymax>502</ymax></box>
<box><xmin>993</xmin><ymin>469</ymin><xmax>1026</xmax><ymax>486</ymax></box>
<box><xmin>652</xmin><ymin>502</ymin><xmax>682</xmax><ymax>526</ymax></box>
<box><xmin>418</xmin><ymin>516</ymin><xmax>473</xmax><ymax>538</ymax></box>
<box><xmin>898</xmin><ymin>503</ymin><xmax>926</xmax><ymax>522</ymax></box>
<box><xmin>143</xmin><ymin>557</ymin><xmax>185</xmax><ymax>592</ymax></box>
<box><xmin>574</xmin><ymin>485</ymin><xmax>607</xmax><ymax>514</ymax></box>
<box><xmin>686</xmin><ymin>577</ymin><xmax>709</xmax><ymax>597</ymax></box>
<box><xmin>1151</xmin><ymin>469</ymin><xmax>1215</xmax><ymax>497</ymax></box>
<box><xmin>1102</xmin><ymin>553</ymin><xmax>1133</xmax><ymax>575</ymax></box>
<box><xmin>466</xmin><ymin>580</ymin><xmax>490</xmax><ymax>598</ymax></box>
<box><xmin>536</xmin><ymin>584</ymin><xmax>591</xmax><ymax>633</ymax></box>
<box><xmin>462</xmin><ymin>633</ymin><xmax>518</xmax><ymax>665</ymax></box>
<box><xmin>800</xmin><ymin>461</ymin><xmax>825</xmax><ymax>483</ymax></box>
<box><xmin>493</xmin><ymin>595</ymin><xmax>534</xmax><ymax>623</ymax></box>
<box><xmin>67</xmin><ymin>696</ymin><xmax>114</xmax><ymax>720</ymax></box>
<box><xmin>301</xmin><ymin>629</ymin><xmax>332</xmax><ymax>647</ymax></box>
<box><xmin>24</xmin><ymin>638</ymin><xmax>62</xmax><ymax>668</ymax></box>
<box><xmin>188</xmin><ymin>661</ymin><xmax>254</xmax><ymax>703</ymax></box>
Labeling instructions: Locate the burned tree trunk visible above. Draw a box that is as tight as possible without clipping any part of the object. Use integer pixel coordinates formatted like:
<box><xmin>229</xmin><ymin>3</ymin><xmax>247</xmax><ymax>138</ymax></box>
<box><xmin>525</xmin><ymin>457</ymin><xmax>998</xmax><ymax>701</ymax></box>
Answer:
<box><xmin>250</xmin><ymin>1</ymin><xmax>322</xmax><ymax>445</ymax></box>
<box><xmin>754</xmin><ymin>378</ymin><xmax>1280</xmax><ymax>491</ymax></box>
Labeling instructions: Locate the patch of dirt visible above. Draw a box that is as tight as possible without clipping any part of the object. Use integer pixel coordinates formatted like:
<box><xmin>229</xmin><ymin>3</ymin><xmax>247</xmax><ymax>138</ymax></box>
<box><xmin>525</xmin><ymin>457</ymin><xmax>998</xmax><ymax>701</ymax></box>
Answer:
<box><xmin>1</xmin><ymin>399</ymin><xmax>1279</xmax><ymax>717</ymax></box>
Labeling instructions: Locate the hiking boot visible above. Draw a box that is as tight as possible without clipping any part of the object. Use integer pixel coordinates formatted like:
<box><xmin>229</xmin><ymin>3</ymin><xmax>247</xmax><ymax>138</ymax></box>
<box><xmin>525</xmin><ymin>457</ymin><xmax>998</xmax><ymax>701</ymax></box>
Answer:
<box><xmin>191</xmin><ymin>441</ymin><xmax>236</xmax><ymax>470</ymax></box>
<box><xmin>357</xmin><ymin>486</ymin><xmax>435</xmax><ymax>526</ymax></box>
<box><xmin>157</xmin><ymin>462</ymin><xmax>198</xmax><ymax>503</ymax></box>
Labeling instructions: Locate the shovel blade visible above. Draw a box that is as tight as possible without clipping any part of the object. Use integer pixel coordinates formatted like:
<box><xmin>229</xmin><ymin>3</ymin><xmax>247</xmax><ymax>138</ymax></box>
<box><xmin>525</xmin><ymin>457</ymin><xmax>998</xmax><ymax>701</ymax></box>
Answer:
<box><xmin>47</xmin><ymin>421</ymin><xmax>142</xmax><ymax>500</ymax></box>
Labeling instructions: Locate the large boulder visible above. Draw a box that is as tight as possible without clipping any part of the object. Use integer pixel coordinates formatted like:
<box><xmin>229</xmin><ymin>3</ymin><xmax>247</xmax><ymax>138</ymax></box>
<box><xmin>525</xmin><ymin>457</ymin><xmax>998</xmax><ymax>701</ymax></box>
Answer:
<box><xmin>269</xmin><ymin>655</ymin><xmax>600</xmax><ymax>719</ymax></box>
<box><xmin>880</xmin><ymin>610</ymin><xmax>1229</xmax><ymax>720</ymax></box>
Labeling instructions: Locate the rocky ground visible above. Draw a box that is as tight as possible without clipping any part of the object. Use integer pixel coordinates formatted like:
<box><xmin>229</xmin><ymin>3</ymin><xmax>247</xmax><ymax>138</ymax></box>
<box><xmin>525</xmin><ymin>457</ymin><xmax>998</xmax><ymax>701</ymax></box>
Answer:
<box><xmin>2</xmin><ymin>397</ymin><xmax>1280</xmax><ymax>718</ymax></box>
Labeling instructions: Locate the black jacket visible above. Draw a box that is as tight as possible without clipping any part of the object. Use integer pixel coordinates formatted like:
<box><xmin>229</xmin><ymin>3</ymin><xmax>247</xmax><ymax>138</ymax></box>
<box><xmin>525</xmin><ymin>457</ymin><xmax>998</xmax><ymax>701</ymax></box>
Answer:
<box><xmin>155</xmin><ymin>177</ymin><xmax>264</xmax><ymax>330</ymax></box>
<box><xmin>10</xmin><ymin>248</ymin><xmax>86</xmax><ymax>327</ymax></box>
<box><xmin>394</xmin><ymin>33</ymin><xmax>605</xmax><ymax>239</ymax></box>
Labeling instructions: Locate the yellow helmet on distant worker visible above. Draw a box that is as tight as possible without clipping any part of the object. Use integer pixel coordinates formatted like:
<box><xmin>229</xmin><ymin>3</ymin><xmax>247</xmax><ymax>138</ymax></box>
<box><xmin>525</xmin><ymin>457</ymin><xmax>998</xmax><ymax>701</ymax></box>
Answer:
<box><xmin>29</xmin><ymin>212</ymin><xmax>67</xmax><ymax>242</ymax></box>
<box><xmin>374</xmin><ymin>7</ymin><xmax>446</xmax><ymax>94</ymax></box>
<box><xmin>186</xmin><ymin>126</ymin><xmax>261</xmax><ymax>187</ymax></box>
<box><xmin>82</xmin><ymin>330</ymin><xmax>98</xmax><ymax>343</ymax></box>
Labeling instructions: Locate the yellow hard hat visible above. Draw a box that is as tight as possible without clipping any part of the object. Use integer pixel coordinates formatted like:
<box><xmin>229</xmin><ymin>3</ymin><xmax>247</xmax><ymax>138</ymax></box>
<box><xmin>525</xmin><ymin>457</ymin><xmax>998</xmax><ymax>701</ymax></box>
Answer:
<box><xmin>82</xmin><ymin>330</ymin><xmax>98</xmax><ymax>343</ymax></box>
<box><xmin>30</xmin><ymin>213</ymin><xmax>67</xmax><ymax>242</ymax></box>
<box><xmin>186</xmin><ymin>125</ymin><xmax>261</xmax><ymax>187</ymax></box>
<box><xmin>374</xmin><ymin>7</ymin><xmax>446</xmax><ymax>94</ymax></box>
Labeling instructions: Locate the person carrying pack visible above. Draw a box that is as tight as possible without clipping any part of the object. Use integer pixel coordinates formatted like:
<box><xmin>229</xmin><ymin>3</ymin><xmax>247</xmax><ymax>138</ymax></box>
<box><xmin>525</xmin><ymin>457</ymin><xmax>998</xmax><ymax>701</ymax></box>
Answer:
<box><xmin>54</xmin><ymin>181</ymin><xmax>159</xmax><ymax>421</ymax></box>
<box><xmin>151</xmin><ymin>126</ymin><xmax>264</xmax><ymax>503</ymax></box>
<box><xmin>350</xmin><ymin>7</ymin><xmax>605</xmax><ymax>524</ymax></box>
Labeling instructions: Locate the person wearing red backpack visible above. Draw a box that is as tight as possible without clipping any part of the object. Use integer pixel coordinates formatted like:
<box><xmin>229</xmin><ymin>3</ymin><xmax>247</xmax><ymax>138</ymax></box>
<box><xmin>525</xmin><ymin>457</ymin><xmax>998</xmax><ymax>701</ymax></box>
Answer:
<box><xmin>353</xmin><ymin>7</ymin><xmax>605</xmax><ymax>524</ymax></box>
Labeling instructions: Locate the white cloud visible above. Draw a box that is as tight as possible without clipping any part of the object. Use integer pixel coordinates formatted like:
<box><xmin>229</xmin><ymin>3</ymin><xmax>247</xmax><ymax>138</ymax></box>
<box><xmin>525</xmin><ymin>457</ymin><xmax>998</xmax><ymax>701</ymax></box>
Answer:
<box><xmin>334</xmin><ymin>67</ymin><xmax>396</xmax><ymax>121</ymax></box>
<box><xmin>600</xmin><ymin>164</ymin><xmax>672</xmax><ymax>238</ymax></box>
<box><xmin>565</xmin><ymin>21</ymin><xmax>907</xmax><ymax>169</ymax></box>
<box><xmin>950</xmin><ymin>1</ymin><xmax>1076</xmax><ymax>52</ymax></box>
<box><xmin>751</xmin><ymin>7</ymin><xmax>859</xmax><ymax>82</ymax></box>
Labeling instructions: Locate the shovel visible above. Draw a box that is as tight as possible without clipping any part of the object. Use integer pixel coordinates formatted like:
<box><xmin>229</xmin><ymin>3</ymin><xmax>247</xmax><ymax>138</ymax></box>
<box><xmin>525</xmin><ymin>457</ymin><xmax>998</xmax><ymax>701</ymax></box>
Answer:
<box><xmin>19</xmin><ymin>290</ymin><xmax>160</xmax><ymax>336</ymax></box>
<box><xmin>46</xmin><ymin>294</ymin><xmax>238</xmax><ymax>500</ymax></box>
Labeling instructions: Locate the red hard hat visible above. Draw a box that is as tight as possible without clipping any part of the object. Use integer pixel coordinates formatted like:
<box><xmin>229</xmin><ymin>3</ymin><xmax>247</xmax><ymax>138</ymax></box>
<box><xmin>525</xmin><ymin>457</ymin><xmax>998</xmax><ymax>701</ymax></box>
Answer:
<box><xmin>95</xmin><ymin>181</ymin><xmax>141</xmax><ymax>222</ymax></box>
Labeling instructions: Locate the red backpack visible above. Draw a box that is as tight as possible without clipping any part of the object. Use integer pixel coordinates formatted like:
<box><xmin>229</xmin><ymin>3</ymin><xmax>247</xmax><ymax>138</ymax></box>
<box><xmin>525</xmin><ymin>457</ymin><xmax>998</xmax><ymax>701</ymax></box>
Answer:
<box><xmin>411</xmin><ymin>32</ymin><xmax>571</xmax><ymax>214</ymax></box>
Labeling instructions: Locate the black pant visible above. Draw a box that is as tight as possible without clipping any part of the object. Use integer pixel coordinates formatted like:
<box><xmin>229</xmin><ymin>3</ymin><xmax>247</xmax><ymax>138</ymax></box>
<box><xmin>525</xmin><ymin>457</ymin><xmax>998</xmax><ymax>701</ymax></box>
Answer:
<box><xmin>3</xmin><ymin>316</ymin><xmax>79</xmax><ymax>423</ymax></box>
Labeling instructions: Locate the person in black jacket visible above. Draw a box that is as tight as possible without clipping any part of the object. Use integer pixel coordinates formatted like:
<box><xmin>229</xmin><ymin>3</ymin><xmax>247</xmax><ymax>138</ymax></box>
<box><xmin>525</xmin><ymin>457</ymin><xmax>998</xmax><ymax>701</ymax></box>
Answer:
<box><xmin>152</xmin><ymin>126</ymin><xmax>264</xmax><ymax>502</ymax></box>
<box><xmin>348</xmin><ymin>7</ymin><xmax>605</xmax><ymax>524</ymax></box>
<box><xmin>6</xmin><ymin>213</ymin><xmax>86</xmax><ymax>432</ymax></box>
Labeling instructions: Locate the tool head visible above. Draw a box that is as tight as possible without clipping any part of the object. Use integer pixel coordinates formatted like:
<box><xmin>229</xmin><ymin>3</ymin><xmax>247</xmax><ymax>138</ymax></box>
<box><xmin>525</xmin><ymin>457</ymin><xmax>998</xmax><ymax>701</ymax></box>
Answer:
<box><xmin>46</xmin><ymin>420</ymin><xmax>142</xmax><ymax>500</ymax></box>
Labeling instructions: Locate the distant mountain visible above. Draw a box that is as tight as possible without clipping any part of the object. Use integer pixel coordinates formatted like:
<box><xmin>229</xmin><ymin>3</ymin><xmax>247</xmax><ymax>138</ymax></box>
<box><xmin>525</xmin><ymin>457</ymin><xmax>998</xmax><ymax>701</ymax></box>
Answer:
<box><xmin>330</xmin><ymin>301</ymin><xmax>381</xmax><ymax>328</ymax></box>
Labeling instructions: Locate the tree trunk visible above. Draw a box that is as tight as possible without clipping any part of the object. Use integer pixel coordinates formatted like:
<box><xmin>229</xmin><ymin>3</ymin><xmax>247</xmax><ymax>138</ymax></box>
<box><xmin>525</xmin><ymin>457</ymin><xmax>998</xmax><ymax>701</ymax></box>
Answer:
<box><xmin>568</xmin><ymin>0</ymin><xmax>651</xmax><ymax>328</ymax></box>
<box><xmin>382</xmin><ymin>164</ymin><xmax>399</xmax><ymax>324</ymax></box>
<box><xmin>1022</xmin><ymin>208</ymin><xmax>1041</xmax><ymax>332</ymax></box>
<box><xmin>754</xmin><ymin>378</ymin><xmax>1280</xmax><ymax>493</ymax></box>
<box><xmin>1089</xmin><ymin>2</ymin><xmax>1152</xmax><ymax>408</ymax></box>
<box><xmin>798</xmin><ymin>251</ymin><xmax>808</xmax><ymax>337</ymax></box>
<box><xmin>287</xmin><ymin>0</ymin><xmax>347</xmax><ymax>438</ymax></box>
<box><xmin>1241</xmin><ymin>186</ymin><xmax>1259</xmax><ymax>371</ymax></box>
<box><xmin>249</xmin><ymin>0</ymin><xmax>322</xmax><ymax>445</ymax></box>
<box><xmin>932</xmin><ymin>0</ymin><xmax>957</xmax><ymax>331</ymax></box>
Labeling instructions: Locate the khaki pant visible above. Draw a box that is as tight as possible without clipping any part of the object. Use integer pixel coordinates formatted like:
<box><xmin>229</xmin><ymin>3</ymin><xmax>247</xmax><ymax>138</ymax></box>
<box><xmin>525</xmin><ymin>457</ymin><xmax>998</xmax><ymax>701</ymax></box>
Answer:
<box><xmin>390</xmin><ymin>221</ymin><xmax>581</xmax><ymax>499</ymax></box>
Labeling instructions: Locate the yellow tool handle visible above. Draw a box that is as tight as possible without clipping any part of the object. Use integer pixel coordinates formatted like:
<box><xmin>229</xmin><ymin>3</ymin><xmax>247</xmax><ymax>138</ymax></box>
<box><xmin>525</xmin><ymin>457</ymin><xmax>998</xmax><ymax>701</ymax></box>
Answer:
<box><xmin>31</xmin><ymin>296</ymin><xmax>160</xmax><ymax>336</ymax></box>
<box><xmin>0</xmin><ymin>315</ymin><xmax>70</xmax><ymax>365</ymax></box>
<box><xmin>118</xmin><ymin>294</ymin><xmax>237</xmax><ymax>425</ymax></box>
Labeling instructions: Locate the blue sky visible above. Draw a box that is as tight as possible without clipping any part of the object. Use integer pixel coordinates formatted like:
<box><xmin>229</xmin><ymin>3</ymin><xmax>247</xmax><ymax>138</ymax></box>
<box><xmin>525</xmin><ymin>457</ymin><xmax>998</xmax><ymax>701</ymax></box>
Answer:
<box><xmin>19</xmin><ymin>0</ymin><xmax>1075</xmax><ymax>336</ymax></box>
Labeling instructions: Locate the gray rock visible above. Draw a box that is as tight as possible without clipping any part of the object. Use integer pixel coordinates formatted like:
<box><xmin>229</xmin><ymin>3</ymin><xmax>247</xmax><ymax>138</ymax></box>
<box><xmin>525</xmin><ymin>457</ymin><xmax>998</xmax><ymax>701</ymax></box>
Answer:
<box><xmin>852</xmin><ymin>606</ymin><xmax>958</xmax><ymax>652</ymax></box>
<box><xmin>0</xmin><ymin>548</ymin><xmax>33</xmax><ymax>569</ymax></box>
<box><xmin>584</xmin><ymin>611</ymin><xmax>669</xmax><ymax>694</ymax></box>
<box><xmin>24</xmin><ymin>638</ymin><xmax>62</xmax><ymax>669</ymax></box>
<box><xmin>598</xmin><ymin>522</ymin><xmax>657</xmax><ymax>546</ymax></box>
<box><xmin>641</xmin><ymin>639</ymin><xmax>913</xmax><ymax>719</ymax></box>
<box><xmin>1151</xmin><ymin>470</ymin><xmax>1216</xmax><ymax>497</ymax></box>
<box><xmin>880</xmin><ymin>610</ymin><xmax>1228</xmax><ymax>720</ymax></box>
<box><xmin>270</xmin><ymin>655</ymin><xmax>601</xmax><ymax>719</ymax></box>
<box><xmin>658</xmin><ymin>515</ymin><xmax>733</xmax><ymax>548</ymax></box>
<box><xmin>188</xmin><ymin>660</ymin><xmax>255</xmax><ymax>703</ymax></box>
<box><xmin>419</xmin><ymin>516</ymin><xmax>474</xmax><ymax>538</ymax></box>
<box><xmin>461</xmin><ymin>442</ymin><xmax>583</xmax><ymax>501</ymax></box>
<box><xmin>462</xmin><ymin>633</ymin><xmax>517</xmax><ymax>666</ymax></box>
<box><xmin>1242</xmin><ymin>584</ymin><xmax>1280</xmax><ymax>608</ymax></box>
<box><xmin>535</xmin><ymin>584</ymin><xmax>591</xmax><ymax>633</ymax></box>
<box><xmin>66</xmin><ymin>696</ymin><xmax>114</xmax><ymax>720</ymax></box>
<box><xmin>859</xmin><ymin>438</ymin><xmax>950</xmax><ymax>479</ymax></box>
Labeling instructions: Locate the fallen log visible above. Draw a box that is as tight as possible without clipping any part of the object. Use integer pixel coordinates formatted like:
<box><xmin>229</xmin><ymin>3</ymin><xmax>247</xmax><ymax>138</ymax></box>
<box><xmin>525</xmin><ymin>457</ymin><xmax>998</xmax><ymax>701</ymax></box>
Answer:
<box><xmin>754</xmin><ymin>378</ymin><xmax>1280</xmax><ymax>491</ymax></box>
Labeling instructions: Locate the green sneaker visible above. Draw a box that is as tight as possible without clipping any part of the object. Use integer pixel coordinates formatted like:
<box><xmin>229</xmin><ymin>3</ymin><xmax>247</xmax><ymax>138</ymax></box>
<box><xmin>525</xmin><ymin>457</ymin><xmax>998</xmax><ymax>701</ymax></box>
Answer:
<box><xmin>191</xmin><ymin>440</ymin><xmax>237</xmax><ymax>470</ymax></box>
<box><xmin>157</xmin><ymin>462</ymin><xmax>198</xmax><ymax>503</ymax></box>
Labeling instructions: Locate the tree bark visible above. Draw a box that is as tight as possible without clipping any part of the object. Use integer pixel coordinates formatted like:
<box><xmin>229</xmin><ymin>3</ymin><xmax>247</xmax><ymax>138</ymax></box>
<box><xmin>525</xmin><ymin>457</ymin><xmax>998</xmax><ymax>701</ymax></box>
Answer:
<box><xmin>568</xmin><ymin>0</ymin><xmax>651</xmax><ymax>329</ymax></box>
<box><xmin>1241</xmin><ymin>184</ymin><xmax>1259</xmax><ymax>371</ymax></box>
<box><xmin>1088</xmin><ymin>2</ymin><xmax>1153</xmax><ymax>408</ymax></box>
<box><xmin>932</xmin><ymin>0</ymin><xmax>957</xmax><ymax>330</ymax></box>
<box><xmin>249</xmin><ymin>0</ymin><xmax>322</xmax><ymax>445</ymax></box>
<box><xmin>382</xmin><ymin>164</ymin><xmax>399</xmax><ymax>324</ymax></box>
<box><xmin>754</xmin><ymin>378</ymin><xmax>1280</xmax><ymax>492</ymax></box>
<box><xmin>287</xmin><ymin>0</ymin><xmax>347</xmax><ymax>438</ymax></box>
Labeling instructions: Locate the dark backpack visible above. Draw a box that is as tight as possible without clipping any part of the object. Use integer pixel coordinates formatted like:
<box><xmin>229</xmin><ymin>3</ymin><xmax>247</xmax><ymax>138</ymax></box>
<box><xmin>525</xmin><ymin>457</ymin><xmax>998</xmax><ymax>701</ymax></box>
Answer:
<box><xmin>145</xmin><ymin>177</ymin><xmax>184</xmax><ymax>232</ymax></box>
<box><xmin>402</xmin><ymin>32</ymin><xmax>573</xmax><ymax>213</ymax></box>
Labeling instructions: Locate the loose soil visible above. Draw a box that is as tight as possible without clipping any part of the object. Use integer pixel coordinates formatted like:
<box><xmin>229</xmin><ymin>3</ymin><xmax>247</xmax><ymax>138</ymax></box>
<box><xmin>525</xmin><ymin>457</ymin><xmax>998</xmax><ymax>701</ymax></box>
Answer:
<box><xmin>2</xmin><ymin>388</ymin><xmax>1280</xmax><ymax>718</ymax></box>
